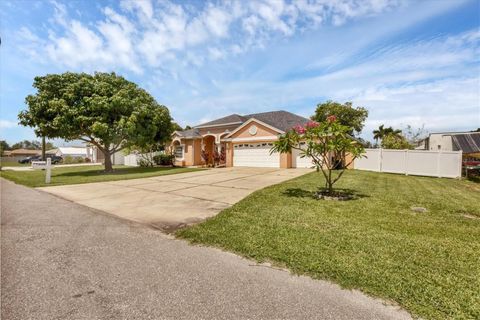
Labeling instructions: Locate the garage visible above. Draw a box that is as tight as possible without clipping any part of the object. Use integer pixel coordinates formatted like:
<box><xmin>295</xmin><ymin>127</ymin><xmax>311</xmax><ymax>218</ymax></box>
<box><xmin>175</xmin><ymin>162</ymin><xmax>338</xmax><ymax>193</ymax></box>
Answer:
<box><xmin>293</xmin><ymin>142</ymin><xmax>314</xmax><ymax>168</ymax></box>
<box><xmin>233</xmin><ymin>143</ymin><xmax>280</xmax><ymax>167</ymax></box>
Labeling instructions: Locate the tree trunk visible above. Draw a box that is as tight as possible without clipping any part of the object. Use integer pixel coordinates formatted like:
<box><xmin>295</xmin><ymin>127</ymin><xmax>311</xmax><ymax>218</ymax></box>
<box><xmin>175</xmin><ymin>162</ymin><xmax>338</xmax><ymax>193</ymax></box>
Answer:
<box><xmin>41</xmin><ymin>136</ymin><xmax>46</xmax><ymax>161</ymax></box>
<box><xmin>328</xmin><ymin>181</ymin><xmax>334</xmax><ymax>194</ymax></box>
<box><xmin>103</xmin><ymin>151</ymin><xmax>113</xmax><ymax>172</ymax></box>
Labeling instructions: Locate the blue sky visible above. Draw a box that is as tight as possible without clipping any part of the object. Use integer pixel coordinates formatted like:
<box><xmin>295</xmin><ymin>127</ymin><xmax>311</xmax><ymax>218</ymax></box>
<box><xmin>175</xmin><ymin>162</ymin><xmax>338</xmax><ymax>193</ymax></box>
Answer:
<box><xmin>0</xmin><ymin>0</ymin><xmax>479</xmax><ymax>145</ymax></box>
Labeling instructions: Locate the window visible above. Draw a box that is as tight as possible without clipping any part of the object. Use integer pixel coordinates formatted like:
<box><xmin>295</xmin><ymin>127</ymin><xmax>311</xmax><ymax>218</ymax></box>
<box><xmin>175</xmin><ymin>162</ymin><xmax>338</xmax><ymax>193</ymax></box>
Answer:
<box><xmin>174</xmin><ymin>145</ymin><xmax>184</xmax><ymax>159</ymax></box>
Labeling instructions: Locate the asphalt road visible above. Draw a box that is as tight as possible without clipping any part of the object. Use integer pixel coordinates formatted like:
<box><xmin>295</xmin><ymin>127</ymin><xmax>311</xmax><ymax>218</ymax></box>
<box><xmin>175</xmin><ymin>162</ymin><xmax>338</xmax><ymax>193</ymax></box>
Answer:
<box><xmin>1</xmin><ymin>178</ymin><xmax>411</xmax><ymax>320</ymax></box>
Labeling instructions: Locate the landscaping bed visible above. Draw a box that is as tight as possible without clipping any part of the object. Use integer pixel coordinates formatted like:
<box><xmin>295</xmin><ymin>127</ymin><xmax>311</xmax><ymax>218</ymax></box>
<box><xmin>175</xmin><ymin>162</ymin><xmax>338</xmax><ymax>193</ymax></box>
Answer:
<box><xmin>177</xmin><ymin>170</ymin><xmax>480</xmax><ymax>320</ymax></box>
<box><xmin>0</xmin><ymin>165</ymin><xmax>201</xmax><ymax>187</ymax></box>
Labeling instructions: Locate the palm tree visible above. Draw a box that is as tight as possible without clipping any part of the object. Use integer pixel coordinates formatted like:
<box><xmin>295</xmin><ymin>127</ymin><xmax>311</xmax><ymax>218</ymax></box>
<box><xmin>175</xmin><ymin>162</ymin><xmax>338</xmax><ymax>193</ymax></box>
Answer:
<box><xmin>373</xmin><ymin>125</ymin><xmax>402</xmax><ymax>145</ymax></box>
<box><xmin>373</xmin><ymin>125</ymin><xmax>386</xmax><ymax>145</ymax></box>
<box><xmin>384</xmin><ymin>127</ymin><xmax>402</xmax><ymax>137</ymax></box>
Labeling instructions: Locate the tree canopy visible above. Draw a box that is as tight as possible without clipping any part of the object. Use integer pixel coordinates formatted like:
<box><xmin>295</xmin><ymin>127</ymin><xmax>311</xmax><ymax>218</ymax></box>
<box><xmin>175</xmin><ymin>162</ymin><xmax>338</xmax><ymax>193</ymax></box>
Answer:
<box><xmin>372</xmin><ymin>125</ymin><xmax>402</xmax><ymax>144</ymax></box>
<box><xmin>8</xmin><ymin>139</ymin><xmax>55</xmax><ymax>150</ymax></box>
<box><xmin>19</xmin><ymin>72</ymin><xmax>173</xmax><ymax>171</ymax></box>
<box><xmin>311</xmin><ymin>101</ymin><xmax>368</xmax><ymax>135</ymax></box>
<box><xmin>381</xmin><ymin>133</ymin><xmax>413</xmax><ymax>150</ymax></box>
<box><xmin>0</xmin><ymin>140</ymin><xmax>10</xmax><ymax>155</ymax></box>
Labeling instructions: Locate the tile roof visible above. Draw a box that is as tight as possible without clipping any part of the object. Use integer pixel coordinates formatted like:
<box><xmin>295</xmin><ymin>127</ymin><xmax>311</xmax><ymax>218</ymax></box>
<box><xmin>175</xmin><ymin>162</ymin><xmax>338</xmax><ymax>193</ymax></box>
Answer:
<box><xmin>9</xmin><ymin>149</ymin><xmax>42</xmax><ymax>155</ymax></box>
<box><xmin>452</xmin><ymin>133</ymin><xmax>480</xmax><ymax>153</ymax></box>
<box><xmin>195</xmin><ymin>114</ymin><xmax>245</xmax><ymax>127</ymax></box>
<box><xmin>175</xmin><ymin>128</ymin><xmax>202</xmax><ymax>138</ymax></box>
<box><xmin>194</xmin><ymin>110</ymin><xmax>309</xmax><ymax>132</ymax></box>
<box><xmin>244</xmin><ymin>110</ymin><xmax>310</xmax><ymax>132</ymax></box>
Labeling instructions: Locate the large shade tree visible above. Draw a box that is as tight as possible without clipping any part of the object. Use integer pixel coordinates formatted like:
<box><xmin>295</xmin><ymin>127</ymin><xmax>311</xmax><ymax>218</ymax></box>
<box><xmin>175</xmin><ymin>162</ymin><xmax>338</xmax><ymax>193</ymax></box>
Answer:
<box><xmin>19</xmin><ymin>72</ymin><xmax>173</xmax><ymax>172</ymax></box>
<box><xmin>312</xmin><ymin>101</ymin><xmax>368</xmax><ymax>136</ymax></box>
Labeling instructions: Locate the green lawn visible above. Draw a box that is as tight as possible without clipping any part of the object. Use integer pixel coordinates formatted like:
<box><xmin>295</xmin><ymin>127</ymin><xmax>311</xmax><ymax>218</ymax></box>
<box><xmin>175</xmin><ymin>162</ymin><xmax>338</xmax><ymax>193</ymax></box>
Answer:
<box><xmin>0</xmin><ymin>161</ymin><xmax>30</xmax><ymax>167</ymax></box>
<box><xmin>178</xmin><ymin>170</ymin><xmax>480</xmax><ymax>320</ymax></box>
<box><xmin>0</xmin><ymin>165</ymin><xmax>201</xmax><ymax>187</ymax></box>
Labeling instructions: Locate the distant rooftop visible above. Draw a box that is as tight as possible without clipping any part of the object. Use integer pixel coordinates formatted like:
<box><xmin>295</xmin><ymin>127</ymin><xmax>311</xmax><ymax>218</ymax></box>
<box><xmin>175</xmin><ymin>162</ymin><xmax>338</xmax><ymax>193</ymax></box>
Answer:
<box><xmin>451</xmin><ymin>132</ymin><xmax>480</xmax><ymax>154</ymax></box>
<box><xmin>194</xmin><ymin>110</ymin><xmax>309</xmax><ymax>132</ymax></box>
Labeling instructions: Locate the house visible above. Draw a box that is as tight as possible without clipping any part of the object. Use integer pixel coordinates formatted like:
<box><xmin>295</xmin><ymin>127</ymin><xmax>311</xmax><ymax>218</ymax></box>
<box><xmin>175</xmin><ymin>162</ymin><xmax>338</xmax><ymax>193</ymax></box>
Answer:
<box><xmin>84</xmin><ymin>144</ymin><xmax>125</xmax><ymax>165</ymax></box>
<box><xmin>418</xmin><ymin>131</ymin><xmax>480</xmax><ymax>157</ymax></box>
<box><xmin>47</xmin><ymin>147</ymin><xmax>88</xmax><ymax>158</ymax></box>
<box><xmin>6</xmin><ymin>149</ymin><xmax>41</xmax><ymax>157</ymax></box>
<box><xmin>170</xmin><ymin>110</ymin><xmax>337</xmax><ymax>168</ymax></box>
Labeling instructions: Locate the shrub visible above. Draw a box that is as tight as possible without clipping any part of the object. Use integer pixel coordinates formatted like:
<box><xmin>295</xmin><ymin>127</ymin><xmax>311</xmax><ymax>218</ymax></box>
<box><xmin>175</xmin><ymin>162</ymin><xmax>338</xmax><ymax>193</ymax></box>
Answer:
<box><xmin>63</xmin><ymin>155</ymin><xmax>85</xmax><ymax>164</ymax></box>
<box><xmin>63</xmin><ymin>155</ymin><xmax>73</xmax><ymax>164</ymax></box>
<box><xmin>138</xmin><ymin>158</ymin><xmax>152</xmax><ymax>167</ymax></box>
<box><xmin>153</xmin><ymin>154</ymin><xmax>175</xmax><ymax>166</ymax></box>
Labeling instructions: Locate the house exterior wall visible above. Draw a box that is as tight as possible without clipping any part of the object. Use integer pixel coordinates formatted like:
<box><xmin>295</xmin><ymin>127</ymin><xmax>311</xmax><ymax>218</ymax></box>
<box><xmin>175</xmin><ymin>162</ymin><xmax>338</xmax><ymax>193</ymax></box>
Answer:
<box><xmin>280</xmin><ymin>152</ymin><xmax>292</xmax><ymax>168</ymax></box>
<box><xmin>193</xmin><ymin>139</ymin><xmax>202</xmax><ymax>165</ymax></box>
<box><xmin>428</xmin><ymin>134</ymin><xmax>453</xmax><ymax>151</ymax></box>
<box><xmin>197</xmin><ymin>124</ymin><xmax>239</xmax><ymax>142</ymax></box>
<box><xmin>226</xmin><ymin>142</ymin><xmax>233</xmax><ymax>167</ymax></box>
<box><xmin>345</xmin><ymin>152</ymin><xmax>354</xmax><ymax>169</ymax></box>
<box><xmin>182</xmin><ymin>139</ymin><xmax>196</xmax><ymax>166</ymax></box>
<box><xmin>230</xmin><ymin>121</ymin><xmax>279</xmax><ymax>140</ymax></box>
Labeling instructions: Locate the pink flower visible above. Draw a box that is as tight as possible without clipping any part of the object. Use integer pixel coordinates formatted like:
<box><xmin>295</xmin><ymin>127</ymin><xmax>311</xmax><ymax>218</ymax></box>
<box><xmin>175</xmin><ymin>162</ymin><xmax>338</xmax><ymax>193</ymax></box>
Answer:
<box><xmin>305</xmin><ymin>121</ymin><xmax>319</xmax><ymax>128</ymax></box>
<box><xmin>293</xmin><ymin>124</ymin><xmax>306</xmax><ymax>134</ymax></box>
<box><xmin>326</xmin><ymin>115</ymin><xmax>337</xmax><ymax>123</ymax></box>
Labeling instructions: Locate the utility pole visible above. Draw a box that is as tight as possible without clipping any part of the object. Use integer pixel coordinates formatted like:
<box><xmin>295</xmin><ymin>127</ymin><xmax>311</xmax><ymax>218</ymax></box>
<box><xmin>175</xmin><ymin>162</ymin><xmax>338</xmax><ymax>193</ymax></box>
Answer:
<box><xmin>42</xmin><ymin>136</ymin><xmax>46</xmax><ymax>161</ymax></box>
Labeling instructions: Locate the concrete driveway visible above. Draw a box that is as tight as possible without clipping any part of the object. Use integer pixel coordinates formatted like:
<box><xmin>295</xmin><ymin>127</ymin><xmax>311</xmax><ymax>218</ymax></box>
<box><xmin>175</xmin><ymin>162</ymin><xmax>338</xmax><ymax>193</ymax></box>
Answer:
<box><xmin>39</xmin><ymin>167</ymin><xmax>312</xmax><ymax>231</ymax></box>
<box><xmin>2</xmin><ymin>178</ymin><xmax>411</xmax><ymax>319</ymax></box>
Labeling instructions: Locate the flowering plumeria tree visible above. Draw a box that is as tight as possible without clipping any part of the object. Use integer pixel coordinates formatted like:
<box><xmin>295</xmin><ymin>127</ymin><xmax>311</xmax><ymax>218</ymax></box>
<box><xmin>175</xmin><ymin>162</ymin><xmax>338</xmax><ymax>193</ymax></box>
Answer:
<box><xmin>271</xmin><ymin>116</ymin><xmax>365</xmax><ymax>196</ymax></box>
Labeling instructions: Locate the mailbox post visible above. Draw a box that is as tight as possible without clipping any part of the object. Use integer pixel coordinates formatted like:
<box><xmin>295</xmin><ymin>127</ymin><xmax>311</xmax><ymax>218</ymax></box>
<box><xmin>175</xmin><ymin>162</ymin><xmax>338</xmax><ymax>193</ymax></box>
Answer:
<box><xmin>31</xmin><ymin>159</ymin><xmax>52</xmax><ymax>184</ymax></box>
<box><xmin>45</xmin><ymin>158</ymin><xmax>51</xmax><ymax>184</ymax></box>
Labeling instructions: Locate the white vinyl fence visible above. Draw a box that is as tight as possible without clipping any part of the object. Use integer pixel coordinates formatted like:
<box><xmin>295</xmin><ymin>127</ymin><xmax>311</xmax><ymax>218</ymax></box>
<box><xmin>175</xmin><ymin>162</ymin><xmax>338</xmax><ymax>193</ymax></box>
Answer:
<box><xmin>124</xmin><ymin>153</ymin><xmax>140</xmax><ymax>166</ymax></box>
<box><xmin>124</xmin><ymin>152</ymin><xmax>164</xmax><ymax>167</ymax></box>
<box><xmin>354</xmin><ymin>149</ymin><xmax>462</xmax><ymax>178</ymax></box>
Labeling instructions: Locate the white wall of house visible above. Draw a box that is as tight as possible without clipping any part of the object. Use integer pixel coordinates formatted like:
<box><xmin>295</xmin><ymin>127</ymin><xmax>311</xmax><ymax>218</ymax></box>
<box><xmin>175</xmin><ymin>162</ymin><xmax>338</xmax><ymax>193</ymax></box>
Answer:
<box><xmin>427</xmin><ymin>134</ymin><xmax>454</xmax><ymax>151</ymax></box>
<box><xmin>54</xmin><ymin>147</ymin><xmax>88</xmax><ymax>158</ymax></box>
<box><xmin>355</xmin><ymin>148</ymin><xmax>462</xmax><ymax>178</ymax></box>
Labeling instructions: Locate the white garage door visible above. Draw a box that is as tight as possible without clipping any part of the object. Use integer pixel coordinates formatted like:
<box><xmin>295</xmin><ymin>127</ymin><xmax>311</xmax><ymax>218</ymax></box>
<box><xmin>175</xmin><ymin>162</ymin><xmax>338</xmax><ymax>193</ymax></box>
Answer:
<box><xmin>293</xmin><ymin>143</ymin><xmax>315</xmax><ymax>168</ymax></box>
<box><xmin>233</xmin><ymin>143</ymin><xmax>280</xmax><ymax>168</ymax></box>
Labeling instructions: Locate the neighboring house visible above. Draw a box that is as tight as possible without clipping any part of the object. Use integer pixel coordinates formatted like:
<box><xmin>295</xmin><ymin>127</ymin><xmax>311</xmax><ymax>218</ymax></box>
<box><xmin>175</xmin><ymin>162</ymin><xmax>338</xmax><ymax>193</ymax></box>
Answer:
<box><xmin>418</xmin><ymin>132</ymin><xmax>480</xmax><ymax>157</ymax></box>
<box><xmin>170</xmin><ymin>110</ymin><xmax>348</xmax><ymax>168</ymax></box>
<box><xmin>47</xmin><ymin>147</ymin><xmax>88</xmax><ymax>158</ymax></box>
<box><xmin>84</xmin><ymin>144</ymin><xmax>125</xmax><ymax>165</ymax></box>
<box><xmin>6</xmin><ymin>149</ymin><xmax>41</xmax><ymax>157</ymax></box>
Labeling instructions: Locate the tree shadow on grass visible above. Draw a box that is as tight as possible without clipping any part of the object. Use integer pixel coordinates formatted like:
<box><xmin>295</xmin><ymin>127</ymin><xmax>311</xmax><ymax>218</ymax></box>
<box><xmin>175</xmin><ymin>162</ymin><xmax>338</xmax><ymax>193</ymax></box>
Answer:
<box><xmin>55</xmin><ymin>167</ymin><xmax>175</xmax><ymax>177</ymax></box>
<box><xmin>282</xmin><ymin>188</ymin><xmax>369</xmax><ymax>200</ymax></box>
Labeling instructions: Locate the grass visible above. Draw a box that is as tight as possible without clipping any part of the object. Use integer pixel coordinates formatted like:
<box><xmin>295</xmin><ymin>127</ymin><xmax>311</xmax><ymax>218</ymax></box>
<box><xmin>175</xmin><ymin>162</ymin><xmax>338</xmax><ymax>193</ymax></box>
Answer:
<box><xmin>0</xmin><ymin>165</ymin><xmax>201</xmax><ymax>187</ymax></box>
<box><xmin>0</xmin><ymin>161</ymin><xmax>30</xmax><ymax>167</ymax></box>
<box><xmin>178</xmin><ymin>170</ymin><xmax>480</xmax><ymax>320</ymax></box>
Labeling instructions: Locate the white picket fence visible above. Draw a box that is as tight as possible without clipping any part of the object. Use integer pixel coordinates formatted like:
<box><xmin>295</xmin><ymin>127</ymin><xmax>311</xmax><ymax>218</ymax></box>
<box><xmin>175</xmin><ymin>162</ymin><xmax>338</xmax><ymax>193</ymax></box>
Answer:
<box><xmin>354</xmin><ymin>149</ymin><xmax>462</xmax><ymax>178</ymax></box>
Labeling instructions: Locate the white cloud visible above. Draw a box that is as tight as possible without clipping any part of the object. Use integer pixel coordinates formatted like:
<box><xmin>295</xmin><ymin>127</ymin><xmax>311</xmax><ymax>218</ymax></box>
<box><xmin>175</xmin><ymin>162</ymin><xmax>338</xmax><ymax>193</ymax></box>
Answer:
<box><xmin>120</xmin><ymin>0</ymin><xmax>153</xmax><ymax>20</ymax></box>
<box><xmin>0</xmin><ymin>120</ymin><xmax>17</xmax><ymax>129</ymax></box>
<box><xmin>163</xmin><ymin>28</ymin><xmax>480</xmax><ymax>136</ymax></box>
<box><xmin>17</xmin><ymin>0</ymin><xmax>405</xmax><ymax>73</ymax></box>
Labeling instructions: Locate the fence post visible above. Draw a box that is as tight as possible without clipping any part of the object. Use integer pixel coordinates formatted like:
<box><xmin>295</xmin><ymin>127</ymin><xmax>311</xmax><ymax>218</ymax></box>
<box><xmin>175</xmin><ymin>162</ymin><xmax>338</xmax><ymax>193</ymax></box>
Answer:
<box><xmin>458</xmin><ymin>151</ymin><xmax>463</xmax><ymax>179</ymax></box>
<box><xmin>437</xmin><ymin>151</ymin><xmax>442</xmax><ymax>178</ymax></box>
<box><xmin>379</xmin><ymin>148</ymin><xmax>383</xmax><ymax>172</ymax></box>
<box><xmin>404</xmin><ymin>150</ymin><xmax>408</xmax><ymax>176</ymax></box>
